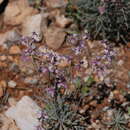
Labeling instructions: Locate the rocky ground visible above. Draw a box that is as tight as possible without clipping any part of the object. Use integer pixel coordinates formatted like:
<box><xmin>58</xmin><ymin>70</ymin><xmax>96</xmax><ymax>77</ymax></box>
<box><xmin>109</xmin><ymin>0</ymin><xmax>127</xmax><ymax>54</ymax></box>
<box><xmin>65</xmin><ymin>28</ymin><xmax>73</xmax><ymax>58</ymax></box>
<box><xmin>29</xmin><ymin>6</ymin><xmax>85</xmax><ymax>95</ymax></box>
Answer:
<box><xmin>0</xmin><ymin>0</ymin><xmax>130</xmax><ymax>130</ymax></box>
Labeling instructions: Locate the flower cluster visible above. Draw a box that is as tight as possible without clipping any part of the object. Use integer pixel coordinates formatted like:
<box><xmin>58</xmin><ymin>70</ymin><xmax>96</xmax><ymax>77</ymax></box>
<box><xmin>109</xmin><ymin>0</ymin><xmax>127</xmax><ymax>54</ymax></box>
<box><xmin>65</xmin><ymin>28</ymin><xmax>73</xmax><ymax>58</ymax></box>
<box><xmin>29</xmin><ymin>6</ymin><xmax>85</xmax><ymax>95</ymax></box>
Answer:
<box><xmin>67</xmin><ymin>32</ymin><xmax>89</xmax><ymax>55</ymax></box>
<box><xmin>20</xmin><ymin>33</ymin><xmax>71</xmax><ymax>96</ymax></box>
<box><xmin>98</xmin><ymin>6</ymin><xmax>105</xmax><ymax>15</ymax></box>
<box><xmin>72</xmin><ymin>40</ymin><xmax>86</xmax><ymax>55</ymax></box>
<box><xmin>91</xmin><ymin>40</ymin><xmax>116</xmax><ymax>80</ymax></box>
<box><xmin>20</xmin><ymin>33</ymin><xmax>72</xmax><ymax>65</ymax></box>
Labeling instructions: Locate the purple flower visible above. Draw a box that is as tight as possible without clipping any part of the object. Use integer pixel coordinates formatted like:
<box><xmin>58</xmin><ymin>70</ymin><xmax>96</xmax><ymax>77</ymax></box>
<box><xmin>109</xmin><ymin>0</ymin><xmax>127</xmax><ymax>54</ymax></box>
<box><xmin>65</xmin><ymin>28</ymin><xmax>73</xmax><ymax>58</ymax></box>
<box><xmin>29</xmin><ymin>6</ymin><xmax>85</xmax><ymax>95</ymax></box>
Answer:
<box><xmin>32</xmin><ymin>32</ymin><xmax>42</xmax><ymax>42</ymax></box>
<box><xmin>21</xmin><ymin>55</ymin><xmax>31</xmax><ymax>62</ymax></box>
<box><xmin>36</xmin><ymin>126</ymin><xmax>44</xmax><ymax>130</ymax></box>
<box><xmin>40</xmin><ymin>67</ymin><xmax>48</xmax><ymax>73</ymax></box>
<box><xmin>48</xmin><ymin>65</ymin><xmax>55</xmax><ymax>72</ymax></box>
<box><xmin>46</xmin><ymin>87</ymin><xmax>55</xmax><ymax>97</ymax></box>
<box><xmin>20</xmin><ymin>36</ymin><xmax>34</xmax><ymax>46</ymax></box>
<box><xmin>67</xmin><ymin>34</ymin><xmax>79</xmax><ymax>45</ymax></box>
<box><xmin>57</xmin><ymin>83</ymin><xmax>67</xmax><ymax>88</ymax></box>
<box><xmin>98</xmin><ymin>6</ymin><xmax>105</xmax><ymax>14</ymax></box>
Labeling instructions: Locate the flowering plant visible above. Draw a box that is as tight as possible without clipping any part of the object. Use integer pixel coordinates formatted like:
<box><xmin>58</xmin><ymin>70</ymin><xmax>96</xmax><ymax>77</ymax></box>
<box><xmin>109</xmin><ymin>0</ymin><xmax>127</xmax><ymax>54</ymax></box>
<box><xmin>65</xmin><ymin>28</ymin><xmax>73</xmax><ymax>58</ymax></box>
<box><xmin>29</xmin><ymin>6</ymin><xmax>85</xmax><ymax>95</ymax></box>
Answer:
<box><xmin>66</xmin><ymin>0</ymin><xmax>130</xmax><ymax>44</ymax></box>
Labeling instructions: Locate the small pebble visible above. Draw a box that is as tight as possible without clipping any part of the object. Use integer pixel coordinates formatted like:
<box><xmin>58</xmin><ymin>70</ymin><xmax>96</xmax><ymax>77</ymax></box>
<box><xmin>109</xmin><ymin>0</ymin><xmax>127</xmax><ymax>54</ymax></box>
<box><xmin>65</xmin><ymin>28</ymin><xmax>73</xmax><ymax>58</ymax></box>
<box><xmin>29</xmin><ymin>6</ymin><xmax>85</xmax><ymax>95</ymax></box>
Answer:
<box><xmin>127</xmin><ymin>82</ymin><xmax>130</xmax><ymax>89</ymax></box>
<box><xmin>102</xmin><ymin>106</ymin><xmax>110</xmax><ymax>111</ymax></box>
<box><xmin>9</xmin><ymin>63</ymin><xmax>20</xmax><ymax>73</ymax></box>
<box><xmin>24</xmin><ymin>77</ymin><xmax>38</xmax><ymax>84</ymax></box>
<box><xmin>108</xmin><ymin>92</ymin><xmax>114</xmax><ymax>102</ymax></box>
<box><xmin>0</xmin><ymin>55</ymin><xmax>6</xmax><ymax>61</ymax></box>
<box><xmin>89</xmin><ymin>100</ymin><xmax>97</xmax><ymax>107</ymax></box>
<box><xmin>117</xmin><ymin>60</ymin><xmax>124</xmax><ymax>66</ymax></box>
<box><xmin>8</xmin><ymin>80</ymin><xmax>17</xmax><ymax>88</ymax></box>
<box><xmin>9</xmin><ymin>45</ymin><xmax>21</xmax><ymax>54</ymax></box>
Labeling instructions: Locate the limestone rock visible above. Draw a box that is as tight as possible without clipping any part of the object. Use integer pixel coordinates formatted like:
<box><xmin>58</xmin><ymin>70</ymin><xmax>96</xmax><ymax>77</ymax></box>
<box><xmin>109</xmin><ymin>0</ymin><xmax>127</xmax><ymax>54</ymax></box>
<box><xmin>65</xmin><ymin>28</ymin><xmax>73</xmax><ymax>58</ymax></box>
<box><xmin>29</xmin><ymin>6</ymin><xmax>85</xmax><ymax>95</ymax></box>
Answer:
<box><xmin>55</xmin><ymin>15</ymin><xmax>72</xmax><ymax>28</ymax></box>
<box><xmin>8</xmin><ymin>80</ymin><xmax>17</xmax><ymax>88</ymax></box>
<box><xmin>5</xmin><ymin>96</ymin><xmax>41</xmax><ymax>130</ymax></box>
<box><xmin>4</xmin><ymin>0</ymin><xmax>37</xmax><ymax>26</ymax></box>
<box><xmin>6</xmin><ymin>30</ymin><xmax>21</xmax><ymax>42</ymax></box>
<box><xmin>22</xmin><ymin>14</ymin><xmax>43</xmax><ymax>42</ymax></box>
<box><xmin>44</xmin><ymin>26</ymin><xmax>66</xmax><ymax>50</ymax></box>
<box><xmin>0</xmin><ymin>30</ymin><xmax>21</xmax><ymax>48</ymax></box>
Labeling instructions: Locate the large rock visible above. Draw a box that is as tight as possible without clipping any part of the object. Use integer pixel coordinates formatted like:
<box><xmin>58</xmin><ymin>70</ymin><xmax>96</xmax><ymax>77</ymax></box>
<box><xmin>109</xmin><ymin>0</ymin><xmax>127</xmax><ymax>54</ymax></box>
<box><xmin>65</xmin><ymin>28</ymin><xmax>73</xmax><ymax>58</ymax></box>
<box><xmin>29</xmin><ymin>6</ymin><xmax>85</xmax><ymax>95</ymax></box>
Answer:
<box><xmin>0</xmin><ymin>30</ymin><xmax>21</xmax><ymax>48</ymax></box>
<box><xmin>4</xmin><ymin>0</ymin><xmax>37</xmax><ymax>26</ymax></box>
<box><xmin>44</xmin><ymin>26</ymin><xmax>66</xmax><ymax>50</ymax></box>
<box><xmin>55</xmin><ymin>15</ymin><xmax>72</xmax><ymax>28</ymax></box>
<box><xmin>5</xmin><ymin>96</ymin><xmax>41</xmax><ymax>130</ymax></box>
<box><xmin>22</xmin><ymin>14</ymin><xmax>43</xmax><ymax>42</ymax></box>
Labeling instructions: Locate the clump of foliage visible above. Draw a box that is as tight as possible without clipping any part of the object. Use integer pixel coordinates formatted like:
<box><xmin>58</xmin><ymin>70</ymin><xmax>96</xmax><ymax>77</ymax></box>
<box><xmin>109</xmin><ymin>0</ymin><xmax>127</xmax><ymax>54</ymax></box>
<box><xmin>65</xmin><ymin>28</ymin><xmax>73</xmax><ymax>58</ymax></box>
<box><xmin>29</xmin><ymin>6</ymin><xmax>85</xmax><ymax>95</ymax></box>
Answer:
<box><xmin>104</xmin><ymin>109</ymin><xmax>128</xmax><ymax>130</ymax></box>
<box><xmin>40</xmin><ymin>94</ymin><xmax>86</xmax><ymax>130</ymax></box>
<box><xmin>66</xmin><ymin>0</ymin><xmax>130</xmax><ymax>44</ymax></box>
<box><xmin>73</xmin><ymin>75</ymin><xmax>95</xmax><ymax>96</ymax></box>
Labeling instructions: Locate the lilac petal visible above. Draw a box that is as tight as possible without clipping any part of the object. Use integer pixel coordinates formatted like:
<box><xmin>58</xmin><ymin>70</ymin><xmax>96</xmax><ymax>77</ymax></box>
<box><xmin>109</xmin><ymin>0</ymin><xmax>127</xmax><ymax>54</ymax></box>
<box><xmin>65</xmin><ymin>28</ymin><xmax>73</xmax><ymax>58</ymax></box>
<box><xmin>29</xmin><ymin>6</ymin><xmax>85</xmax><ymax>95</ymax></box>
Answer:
<box><xmin>46</xmin><ymin>87</ymin><xmax>55</xmax><ymax>97</ymax></box>
<box><xmin>98</xmin><ymin>6</ymin><xmax>105</xmax><ymax>14</ymax></box>
<box><xmin>58</xmin><ymin>83</ymin><xmax>67</xmax><ymax>88</ymax></box>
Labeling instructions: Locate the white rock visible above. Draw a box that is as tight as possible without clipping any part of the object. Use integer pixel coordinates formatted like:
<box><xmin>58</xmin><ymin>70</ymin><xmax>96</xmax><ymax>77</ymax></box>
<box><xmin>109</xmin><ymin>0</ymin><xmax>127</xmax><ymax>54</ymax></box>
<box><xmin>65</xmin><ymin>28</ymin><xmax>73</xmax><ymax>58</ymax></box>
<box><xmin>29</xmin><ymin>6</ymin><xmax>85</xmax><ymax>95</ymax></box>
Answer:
<box><xmin>107</xmin><ymin>110</ymin><xmax>114</xmax><ymax>117</ymax></box>
<box><xmin>44</xmin><ymin>26</ymin><xmax>66</xmax><ymax>50</ymax></box>
<box><xmin>117</xmin><ymin>60</ymin><xmax>124</xmax><ymax>66</ymax></box>
<box><xmin>127</xmin><ymin>82</ymin><xmax>130</xmax><ymax>89</ymax></box>
<box><xmin>6</xmin><ymin>30</ymin><xmax>21</xmax><ymax>42</ymax></box>
<box><xmin>0</xmin><ymin>30</ymin><xmax>21</xmax><ymax>47</ymax></box>
<box><xmin>4</xmin><ymin>1</ymin><xmax>20</xmax><ymax>25</ymax></box>
<box><xmin>108</xmin><ymin>92</ymin><xmax>114</xmax><ymax>102</ymax></box>
<box><xmin>22</xmin><ymin>14</ymin><xmax>43</xmax><ymax>42</ymax></box>
<box><xmin>8</xmin><ymin>80</ymin><xmax>17</xmax><ymax>88</ymax></box>
<box><xmin>24</xmin><ymin>77</ymin><xmax>38</xmax><ymax>84</ymax></box>
<box><xmin>5</xmin><ymin>96</ymin><xmax>41</xmax><ymax>130</ymax></box>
